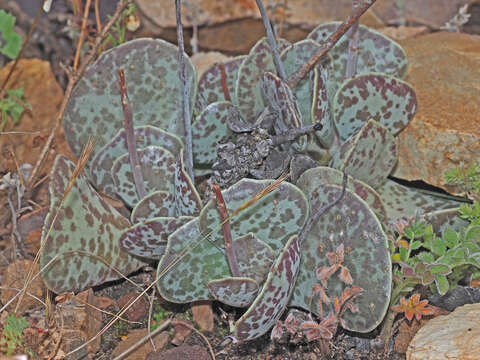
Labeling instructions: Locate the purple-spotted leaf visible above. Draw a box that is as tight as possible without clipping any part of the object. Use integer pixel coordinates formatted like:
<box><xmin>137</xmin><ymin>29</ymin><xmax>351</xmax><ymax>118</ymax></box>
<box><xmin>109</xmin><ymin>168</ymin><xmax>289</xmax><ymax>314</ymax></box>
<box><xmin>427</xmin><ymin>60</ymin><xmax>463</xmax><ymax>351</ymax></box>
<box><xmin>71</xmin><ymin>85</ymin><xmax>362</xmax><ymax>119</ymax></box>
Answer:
<box><xmin>192</xmin><ymin>101</ymin><xmax>235</xmax><ymax>166</ymax></box>
<box><xmin>195</xmin><ymin>56</ymin><xmax>245</xmax><ymax>112</ymax></box>
<box><xmin>234</xmin><ymin>234</ymin><xmax>301</xmax><ymax>341</ymax></box>
<box><xmin>311</xmin><ymin>67</ymin><xmax>335</xmax><ymax>148</ymax></box>
<box><xmin>131</xmin><ymin>191</ymin><xmax>176</xmax><ymax>223</ymax></box>
<box><xmin>40</xmin><ymin>155</ymin><xmax>145</xmax><ymax>293</ymax></box>
<box><xmin>157</xmin><ymin>218</ymin><xmax>232</xmax><ymax>303</ymax></box>
<box><xmin>279</xmin><ymin>39</ymin><xmax>330</xmax><ymax>126</ymax></box>
<box><xmin>307</xmin><ymin>22</ymin><xmax>408</xmax><ymax>88</ymax></box>
<box><xmin>199</xmin><ymin>178</ymin><xmax>309</xmax><ymax>254</ymax></box>
<box><xmin>64</xmin><ymin>39</ymin><xmax>196</xmax><ymax>164</ymax></box>
<box><xmin>232</xmin><ymin>233</ymin><xmax>276</xmax><ymax>284</ymax></box>
<box><xmin>261</xmin><ymin>72</ymin><xmax>306</xmax><ymax>150</ymax></box>
<box><xmin>207</xmin><ymin>277</ymin><xmax>259</xmax><ymax>307</ymax></box>
<box><xmin>120</xmin><ymin>216</ymin><xmax>193</xmax><ymax>259</ymax></box>
<box><xmin>290</xmin><ymin>184</ymin><xmax>391</xmax><ymax>333</ymax></box>
<box><xmin>297</xmin><ymin>166</ymin><xmax>387</xmax><ymax>223</ymax></box>
<box><xmin>330</xmin><ymin>119</ymin><xmax>398</xmax><ymax>188</ymax></box>
<box><xmin>111</xmin><ymin>145</ymin><xmax>176</xmax><ymax>207</ymax></box>
<box><xmin>90</xmin><ymin>125</ymin><xmax>183</xmax><ymax>198</ymax></box>
<box><xmin>333</xmin><ymin>73</ymin><xmax>417</xmax><ymax>142</ymax></box>
<box><xmin>235</xmin><ymin>37</ymin><xmax>291</xmax><ymax>123</ymax></box>
<box><xmin>174</xmin><ymin>151</ymin><xmax>202</xmax><ymax>216</ymax></box>
<box><xmin>376</xmin><ymin>179</ymin><xmax>464</xmax><ymax>223</ymax></box>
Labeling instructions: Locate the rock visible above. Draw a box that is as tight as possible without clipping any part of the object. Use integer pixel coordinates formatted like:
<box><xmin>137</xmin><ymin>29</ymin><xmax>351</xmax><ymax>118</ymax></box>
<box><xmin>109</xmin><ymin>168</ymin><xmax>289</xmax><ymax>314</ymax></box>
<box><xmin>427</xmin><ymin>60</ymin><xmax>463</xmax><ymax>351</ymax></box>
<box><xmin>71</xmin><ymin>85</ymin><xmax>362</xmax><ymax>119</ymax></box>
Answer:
<box><xmin>0</xmin><ymin>59</ymin><xmax>73</xmax><ymax>177</ymax></box>
<box><xmin>377</xmin><ymin>26</ymin><xmax>429</xmax><ymax>41</ymax></box>
<box><xmin>191</xmin><ymin>52</ymin><xmax>231</xmax><ymax>80</ymax></box>
<box><xmin>429</xmin><ymin>286</ymin><xmax>480</xmax><ymax>312</ymax></box>
<box><xmin>407</xmin><ymin>303</ymin><xmax>480</xmax><ymax>360</ymax></box>
<box><xmin>146</xmin><ymin>344</ymin><xmax>209</xmax><ymax>360</ymax></box>
<box><xmin>117</xmin><ymin>292</ymin><xmax>149</xmax><ymax>322</ymax></box>
<box><xmin>393</xmin><ymin>32</ymin><xmax>480</xmax><ymax>197</ymax></box>
<box><xmin>191</xmin><ymin>301</ymin><xmax>214</xmax><ymax>332</ymax></box>
<box><xmin>135</xmin><ymin>0</ymin><xmax>384</xmax><ymax>54</ymax></box>
<box><xmin>17</xmin><ymin>207</ymin><xmax>48</xmax><ymax>255</ymax></box>
<box><xmin>171</xmin><ymin>319</ymin><xmax>193</xmax><ymax>346</ymax></box>
<box><xmin>136</xmin><ymin>0</ymin><xmax>383</xmax><ymax>28</ymax></box>
<box><xmin>111</xmin><ymin>328</ymin><xmax>170</xmax><ymax>360</ymax></box>
<box><xmin>53</xmin><ymin>289</ymin><xmax>103</xmax><ymax>354</ymax></box>
<box><xmin>372</xmin><ymin>0</ymin><xmax>473</xmax><ymax>29</ymax></box>
<box><xmin>0</xmin><ymin>259</ymin><xmax>46</xmax><ymax>313</ymax></box>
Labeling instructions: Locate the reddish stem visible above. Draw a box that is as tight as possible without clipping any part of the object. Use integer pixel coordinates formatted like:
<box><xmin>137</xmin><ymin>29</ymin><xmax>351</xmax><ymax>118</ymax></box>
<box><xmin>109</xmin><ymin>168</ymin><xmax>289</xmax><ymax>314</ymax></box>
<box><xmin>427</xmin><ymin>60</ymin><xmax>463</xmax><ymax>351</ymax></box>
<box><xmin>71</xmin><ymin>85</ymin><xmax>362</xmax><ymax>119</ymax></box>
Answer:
<box><xmin>118</xmin><ymin>69</ymin><xmax>146</xmax><ymax>199</ymax></box>
<box><xmin>287</xmin><ymin>0</ymin><xmax>376</xmax><ymax>88</ymax></box>
<box><xmin>212</xmin><ymin>184</ymin><xmax>241</xmax><ymax>277</ymax></box>
<box><xmin>219</xmin><ymin>63</ymin><xmax>231</xmax><ymax>102</ymax></box>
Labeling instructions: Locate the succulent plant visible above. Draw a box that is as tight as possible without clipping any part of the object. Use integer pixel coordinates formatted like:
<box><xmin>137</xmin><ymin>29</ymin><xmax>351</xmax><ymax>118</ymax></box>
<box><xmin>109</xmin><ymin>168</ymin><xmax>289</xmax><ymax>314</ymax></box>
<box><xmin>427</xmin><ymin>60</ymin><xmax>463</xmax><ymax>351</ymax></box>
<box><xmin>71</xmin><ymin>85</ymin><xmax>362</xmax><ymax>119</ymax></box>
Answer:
<box><xmin>40</xmin><ymin>15</ymin><xmax>471</xmax><ymax>346</ymax></box>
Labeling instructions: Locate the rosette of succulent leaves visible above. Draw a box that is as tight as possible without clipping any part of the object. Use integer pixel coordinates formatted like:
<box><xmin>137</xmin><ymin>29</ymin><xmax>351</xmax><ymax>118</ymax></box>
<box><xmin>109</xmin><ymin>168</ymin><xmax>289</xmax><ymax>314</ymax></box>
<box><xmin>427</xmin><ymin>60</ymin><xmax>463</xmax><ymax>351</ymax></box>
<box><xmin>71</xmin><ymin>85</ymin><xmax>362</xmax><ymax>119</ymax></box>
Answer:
<box><xmin>40</xmin><ymin>21</ymin><xmax>469</xmax><ymax>343</ymax></box>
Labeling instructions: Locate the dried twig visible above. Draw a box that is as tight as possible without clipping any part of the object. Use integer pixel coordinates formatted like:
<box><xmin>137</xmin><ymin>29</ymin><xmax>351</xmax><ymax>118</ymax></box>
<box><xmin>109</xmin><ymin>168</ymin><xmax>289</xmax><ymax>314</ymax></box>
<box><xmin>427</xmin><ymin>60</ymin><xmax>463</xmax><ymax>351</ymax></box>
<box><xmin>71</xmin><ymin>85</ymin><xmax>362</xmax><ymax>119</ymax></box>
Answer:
<box><xmin>73</xmin><ymin>0</ymin><xmax>92</xmax><ymax>71</ymax></box>
<box><xmin>26</xmin><ymin>0</ymin><xmax>133</xmax><ymax>190</ymax></box>
<box><xmin>288</xmin><ymin>0</ymin><xmax>377</xmax><ymax>88</ymax></box>
<box><xmin>118</xmin><ymin>68</ymin><xmax>146</xmax><ymax>199</ymax></box>
<box><xmin>175</xmin><ymin>0</ymin><xmax>194</xmax><ymax>180</ymax></box>
<box><xmin>94</xmin><ymin>0</ymin><xmax>102</xmax><ymax>33</ymax></box>
<box><xmin>255</xmin><ymin>0</ymin><xmax>287</xmax><ymax>82</ymax></box>
<box><xmin>212</xmin><ymin>184</ymin><xmax>240</xmax><ymax>277</ymax></box>
<box><xmin>345</xmin><ymin>0</ymin><xmax>360</xmax><ymax>79</ymax></box>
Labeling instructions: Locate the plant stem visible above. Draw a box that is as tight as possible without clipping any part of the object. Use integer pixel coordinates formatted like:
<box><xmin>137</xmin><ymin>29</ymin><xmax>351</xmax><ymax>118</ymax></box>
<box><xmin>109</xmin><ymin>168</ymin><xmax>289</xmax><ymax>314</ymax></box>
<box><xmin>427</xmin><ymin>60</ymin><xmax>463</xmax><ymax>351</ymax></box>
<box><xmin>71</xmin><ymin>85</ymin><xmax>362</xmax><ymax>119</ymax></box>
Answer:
<box><xmin>255</xmin><ymin>0</ymin><xmax>287</xmax><ymax>82</ymax></box>
<box><xmin>288</xmin><ymin>0</ymin><xmax>377</xmax><ymax>88</ymax></box>
<box><xmin>117</xmin><ymin>69</ymin><xmax>146</xmax><ymax>200</ymax></box>
<box><xmin>175</xmin><ymin>0</ymin><xmax>194</xmax><ymax>181</ymax></box>
<box><xmin>345</xmin><ymin>0</ymin><xmax>360</xmax><ymax>79</ymax></box>
<box><xmin>212</xmin><ymin>184</ymin><xmax>241</xmax><ymax>277</ymax></box>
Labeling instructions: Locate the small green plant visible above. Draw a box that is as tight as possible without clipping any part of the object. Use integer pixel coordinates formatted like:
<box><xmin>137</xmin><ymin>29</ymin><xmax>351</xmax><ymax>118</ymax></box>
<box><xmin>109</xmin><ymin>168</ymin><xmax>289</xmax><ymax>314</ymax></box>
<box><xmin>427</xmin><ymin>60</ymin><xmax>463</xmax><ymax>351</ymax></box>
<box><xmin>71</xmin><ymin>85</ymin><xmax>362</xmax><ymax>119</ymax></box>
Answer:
<box><xmin>151</xmin><ymin>305</ymin><xmax>172</xmax><ymax>331</ymax></box>
<box><xmin>0</xmin><ymin>10</ymin><xmax>22</xmax><ymax>59</ymax></box>
<box><xmin>445</xmin><ymin>162</ymin><xmax>480</xmax><ymax>201</ymax></box>
<box><xmin>113</xmin><ymin>319</ymin><xmax>129</xmax><ymax>337</ymax></box>
<box><xmin>103</xmin><ymin>3</ymin><xmax>138</xmax><ymax>48</ymax></box>
<box><xmin>0</xmin><ymin>87</ymin><xmax>30</xmax><ymax>131</ymax></box>
<box><xmin>0</xmin><ymin>314</ymin><xmax>30</xmax><ymax>356</ymax></box>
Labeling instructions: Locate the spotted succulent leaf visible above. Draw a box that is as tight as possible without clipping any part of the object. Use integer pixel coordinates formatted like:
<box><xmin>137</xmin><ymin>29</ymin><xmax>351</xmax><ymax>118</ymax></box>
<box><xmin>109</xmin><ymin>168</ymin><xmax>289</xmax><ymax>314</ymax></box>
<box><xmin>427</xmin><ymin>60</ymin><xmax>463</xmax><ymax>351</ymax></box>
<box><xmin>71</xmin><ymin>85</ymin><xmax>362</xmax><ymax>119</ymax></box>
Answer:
<box><xmin>131</xmin><ymin>191</ymin><xmax>175</xmax><ymax>223</ymax></box>
<box><xmin>297</xmin><ymin>166</ymin><xmax>387</xmax><ymax>223</ymax></box>
<box><xmin>234</xmin><ymin>234</ymin><xmax>301</xmax><ymax>341</ymax></box>
<box><xmin>40</xmin><ymin>155</ymin><xmax>145</xmax><ymax>293</ymax></box>
<box><xmin>157</xmin><ymin>218</ymin><xmax>231</xmax><ymax>303</ymax></box>
<box><xmin>376</xmin><ymin>180</ymin><xmax>464</xmax><ymax>223</ymax></box>
<box><xmin>232</xmin><ymin>233</ymin><xmax>276</xmax><ymax>284</ymax></box>
<box><xmin>307</xmin><ymin>22</ymin><xmax>408</xmax><ymax>90</ymax></box>
<box><xmin>64</xmin><ymin>39</ymin><xmax>196</xmax><ymax>163</ymax></box>
<box><xmin>111</xmin><ymin>145</ymin><xmax>175</xmax><ymax>207</ymax></box>
<box><xmin>195</xmin><ymin>56</ymin><xmax>245</xmax><ymax>112</ymax></box>
<box><xmin>330</xmin><ymin>119</ymin><xmax>398</xmax><ymax>188</ymax></box>
<box><xmin>235</xmin><ymin>37</ymin><xmax>291</xmax><ymax>123</ymax></box>
<box><xmin>261</xmin><ymin>72</ymin><xmax>306</xmax><ymax>150</ymax></box>
<box><xmin>311</xmin><ymin>67</ymin><xmax>335</xmax><ymax>148</ymax></box>
<box><xmin>207</xmin><ymin>277</ymin><xmax>259</xmax><ymax>307</ymax></box>
<box><xmin>174</xmin><ymin>151</ymin><xmax>203</xmax><ymax>216</ymax></box>
<box><xmin>333</xmin><ymin>73</ymin><xmax>417</xmax><ymax>142</ymax></box>
<box><xmin>290</xmin><ymin>184</ymin><xmax>392</xmax><ymax>333</ymax></box>
<box><xmin>90</xmin><ymin>125</ymin><xmax>183</xmax><ymax>198</ymax></box>
<box><xmin>192</xmin><ymin>101</ymin><xmax>235</xmax><ymax>166</ymax></box>
<box><xmin>279</xmin><ymin>39</ymin><xmax>329</xmax><ymax>125</ymax></box>
<box><xmin>199</xmin><ymin>178</ymin><xmax>309</xmax><ymax>254</ymax></box>
<box><xmin>120</xmin><ymin>216</ymin><xmax>193</xmax><ymax>259</ymax></box>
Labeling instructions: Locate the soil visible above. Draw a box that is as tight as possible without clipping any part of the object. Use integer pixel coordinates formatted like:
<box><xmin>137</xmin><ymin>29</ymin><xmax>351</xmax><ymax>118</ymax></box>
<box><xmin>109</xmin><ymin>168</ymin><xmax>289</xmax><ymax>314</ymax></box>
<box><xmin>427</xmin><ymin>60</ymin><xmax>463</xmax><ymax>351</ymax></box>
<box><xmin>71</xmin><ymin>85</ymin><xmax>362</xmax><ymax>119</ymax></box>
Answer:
<box><xmin>0</xmin><ymin>1</ymin><xmax>478</xmax><ymax>359</ymax></box>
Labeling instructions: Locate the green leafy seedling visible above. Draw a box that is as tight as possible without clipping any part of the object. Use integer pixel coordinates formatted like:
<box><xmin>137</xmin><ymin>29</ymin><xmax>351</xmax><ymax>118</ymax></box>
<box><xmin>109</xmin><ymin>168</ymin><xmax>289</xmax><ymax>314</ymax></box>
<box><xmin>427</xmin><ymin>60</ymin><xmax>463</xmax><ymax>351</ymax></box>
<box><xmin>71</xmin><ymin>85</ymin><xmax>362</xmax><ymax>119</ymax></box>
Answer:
<box><xmin>0</xmin><ymin>314</ymin><xmax>30</xmax><ymax>356</ymax></box>
<box><xmin>0</xmin><ymin>10</ymin><xmax>22</xmax><ymax>59</ymax></box>
<box><xmin>0</xmin><ymin>87</ymin><xmax>31</xmax><ymax>131</ymax></box>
